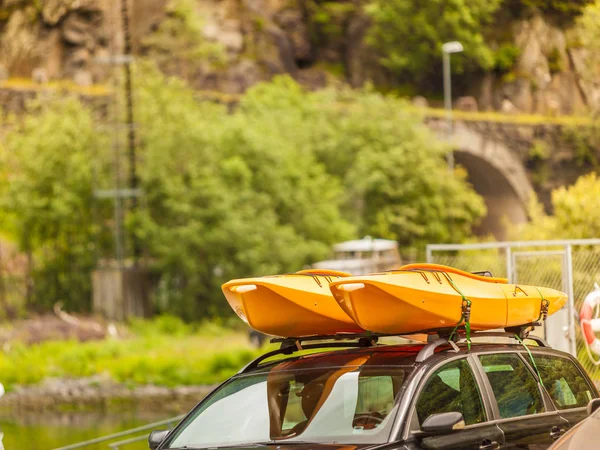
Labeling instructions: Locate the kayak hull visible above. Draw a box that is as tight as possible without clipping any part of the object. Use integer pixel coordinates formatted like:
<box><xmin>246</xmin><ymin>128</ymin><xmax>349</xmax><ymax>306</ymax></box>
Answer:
<box><xmin>329</xmin><ymin>265</ymin><xmax>567</xmax><ymax>334</ymax></box>
<box><xmin>222</xmin><ymin>271</ymin><xmax>364</xmax><ymax>337</ymax></box>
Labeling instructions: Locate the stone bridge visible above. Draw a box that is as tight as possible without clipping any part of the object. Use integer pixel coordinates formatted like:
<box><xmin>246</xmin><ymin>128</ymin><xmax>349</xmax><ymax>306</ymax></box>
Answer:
<box><xmin>425</xmin><ymin>117</ymin><xmax>589</xmax><ymax>239</ymax></box>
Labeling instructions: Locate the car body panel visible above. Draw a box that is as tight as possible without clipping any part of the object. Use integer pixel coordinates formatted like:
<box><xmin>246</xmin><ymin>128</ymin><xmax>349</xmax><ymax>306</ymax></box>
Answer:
<box><xmin>413</xmin><ymin>422</ymin><xmax>505</xmax><ymax>450</ymax></box>
<box><xmin>157</xmin><ymin>342</ymin><xmax>599</xmax><ymax>450</ymax></box>
<box><xmin>548</xmin><ymin>408</ymin><xmax>600</xmax><ymax>450</ymax></box>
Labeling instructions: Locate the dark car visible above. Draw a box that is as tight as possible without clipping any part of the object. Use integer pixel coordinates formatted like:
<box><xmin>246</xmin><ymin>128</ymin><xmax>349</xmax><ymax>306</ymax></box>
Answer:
<box><xmin>149</xmin><ymin>332</ymin><xmax>599</xmax><ymax>450</ymax></box>
<box><xmin>547</xmin><ymin>398</ymin><xmax>600</xmax><ymax>450</ymax></box>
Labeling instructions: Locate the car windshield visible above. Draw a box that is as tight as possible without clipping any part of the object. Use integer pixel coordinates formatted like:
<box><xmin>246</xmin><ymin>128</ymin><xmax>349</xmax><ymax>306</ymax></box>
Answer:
<box><xmin>165</xmin><ymin>354</ymin><xmax>412</xmax><ymax>448</ymax></box>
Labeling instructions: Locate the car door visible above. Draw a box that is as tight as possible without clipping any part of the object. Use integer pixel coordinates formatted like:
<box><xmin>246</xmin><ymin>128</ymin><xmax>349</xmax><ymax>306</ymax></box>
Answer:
<box><xmin>534</xmin><ymin>353</ymin><xmax>599</xmax><ymax>429</ymax></box>
<box><xmin>408</xmin><ymin>357</ymin><xmax>505</xmax><ymax>450</ymax></box>
<box><xmin>476</xmin><ymin>352</ymin><xmax>569</xmax><ymax>449</ymax></box>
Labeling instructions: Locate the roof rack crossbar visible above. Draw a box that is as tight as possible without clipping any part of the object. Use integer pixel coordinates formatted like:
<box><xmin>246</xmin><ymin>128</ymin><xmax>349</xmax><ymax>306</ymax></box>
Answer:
<box><xmin>238</xmin><ymin>341</ymin><xmax>378</xmax><ymax>374</ymax></box>
<box><xmin>416</xmin><ymin>329</ymin><xmax>549</xmax><ymax>363</ymax></box>
<box><xmin>270</xmin><ymin>333</ymin><xmax>381</xmax><ymax>346</ymax></box>
<box><xmin>464</xmin><ymin>331</ymin><xmax>549</xmax><ymax>348</ymax></box>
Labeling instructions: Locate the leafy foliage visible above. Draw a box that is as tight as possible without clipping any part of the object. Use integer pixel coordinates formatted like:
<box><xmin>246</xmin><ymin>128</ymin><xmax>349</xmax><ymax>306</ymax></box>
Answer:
<box><xmin>573</xmin><ymin>0</ymin><xmax>600</xmax><ymax>109</ymax></box>
<box><xmin>511</xmin><ymin>173</ymin><xmax>600</xmax><ymax>240</ymax></box>
<box><xmin>366</xmin><ymin>0</ymin><xmax>502</xmax><ymax>83</ymax></box>
<box><xmin>0</xmin><ymin>66</ymin><xmax>485</xmax><ymax>318</ymax></box>
<box><xmin>493</xmin><ymin>43</ymin><xmax>521</xmax><ymax>73</ymax></box>
<box><xmin>577</xmin><ymin>0</ymin><xmax>600</xmax><ymax>48</ymax></box>
<box><xmin>141</xmin><ymin>0</ymin><xmax>225</xmax><ymax>79</ymax></box>
<box><xmin>0</xmin><ymin>97</ymin><xmax>111</xmax><ymax>312</ymax></box>
<box><xmin>133</xmin><ymin>71</ymin><xmax>354</xmax><ymax>318</ymax></box>
<box><xmin>521</xmin><ymin>0</ymin><xmax>594</xmax><ymax>19</ymax></box>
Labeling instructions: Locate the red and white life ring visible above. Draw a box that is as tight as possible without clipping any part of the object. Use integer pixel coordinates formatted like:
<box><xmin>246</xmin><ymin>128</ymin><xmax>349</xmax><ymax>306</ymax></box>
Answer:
<box><xmin>580</xmin><ymin>288</ymin><xmax>600</xmax><ymax>357</ymax></box>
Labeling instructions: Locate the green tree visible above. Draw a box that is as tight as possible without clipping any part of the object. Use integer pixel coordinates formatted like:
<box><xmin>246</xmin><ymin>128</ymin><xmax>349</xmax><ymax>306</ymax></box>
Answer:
<box><xmin>366</xmin><ymin>0</ymin><xmax>502</xmax><ymax>83</ymax></box>
<box><xmin>233</xmin><ymin>78</ymin><xmax>487</xmax><ymax>249</ymax></box>
<box><xmin>511</xmin><ymin>173</ymin><xmax>600</xmax><ymax>240</ymax></box>
<box><xmin>0</xmin><ymin>97</ymin><xmax>111</xmax><ymax>312</ymax></box>
<box><xmin>520</xmin><ymin>0</ymin><xmax>594</xmax><ymax>19</ymax></box>
<box><xmin>0</xmin><ymin>67</ymin><xmax>487</xmax><ymax>319</ymax></box>
<box><xmin>133</xmin><ymin>69</ymin><xmax>354</xmax><ymax>318</ymax></box>
<box><xmin>134</xmin><ymin>70</ymin><xmax>486</xmax><ymax>317</ymax></box>
<box><xmin>573</xmin><ymin>0</ymin><xmax>600</xmax><ymax>109</ymax></box>
<box><xmin>577</xmin><ymin>0</ymin><xmax>600</xmax><ymax>47</ymax></box>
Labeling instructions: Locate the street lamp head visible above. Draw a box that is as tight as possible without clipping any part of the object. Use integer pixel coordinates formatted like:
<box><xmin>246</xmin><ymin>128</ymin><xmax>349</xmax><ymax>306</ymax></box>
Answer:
<box><xmin>442</xmin><ymin>41</ymin><xmax>464</xmax><ymax>54</ymax></box>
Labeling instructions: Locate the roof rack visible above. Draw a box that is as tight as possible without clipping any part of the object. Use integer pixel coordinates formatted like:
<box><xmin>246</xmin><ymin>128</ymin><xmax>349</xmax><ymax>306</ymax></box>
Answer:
<box><xmin>415</xmin><ymin>328</ymin><xmax>549</xmax><ymax>363</ymax></box>
<box><xmin>270</xmin><ymin>333</ymin><xmax>380</xmax><ymax>348</ymax></box>
<box><xmin>239</xmin><ymin>325</ymin><xmax>550</xmax><ymax>373</ymax></box>
<box><xmin>238</xmin><ymin>337</ymin><xmax>379</xmax><ymax>374</ymax></box>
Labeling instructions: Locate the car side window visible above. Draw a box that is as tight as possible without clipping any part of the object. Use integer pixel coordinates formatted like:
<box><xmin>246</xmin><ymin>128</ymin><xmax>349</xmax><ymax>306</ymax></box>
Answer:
<box><xmin>416</xmin><ymin>358</ymin><xmax>486</xmax><ymax>426</ymax></box>
<box><xmin>535</xmin><ymin>354</ymin><xmax>595</xmax><ymax>409</ymax></box>
<box><xmin>479</xmin><ymin>353</ymin><xmax>544</xmax><ymax>418</ymax></box>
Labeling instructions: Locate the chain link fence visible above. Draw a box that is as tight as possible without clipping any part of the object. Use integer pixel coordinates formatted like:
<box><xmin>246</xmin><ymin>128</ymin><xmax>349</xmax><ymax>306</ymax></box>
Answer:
<box><xmin>427</xmin><ymin>239</ymin><xmax>600</xmax><ymax>388</ymax></box>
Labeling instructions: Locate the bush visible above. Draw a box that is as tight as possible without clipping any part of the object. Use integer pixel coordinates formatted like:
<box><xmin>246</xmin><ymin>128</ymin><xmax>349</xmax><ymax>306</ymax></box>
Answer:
<box><xmin>522</xmin><ymin>0</ymin><xmax>594</xmax><ymax>19</ymax></box>
<box><xmin>511</xmin><ymin>173</ymin><xmax>600</xmax><ymax>240</ymax></box>
<box><xmin>366</xmin><ymin>0</ymin><xmax>502</xmax><ymax>83</ymax></box>
<box><xmin>494</xmin><ymin>43</ymin><xmax>521</xmax><ymax>73</ymax></box>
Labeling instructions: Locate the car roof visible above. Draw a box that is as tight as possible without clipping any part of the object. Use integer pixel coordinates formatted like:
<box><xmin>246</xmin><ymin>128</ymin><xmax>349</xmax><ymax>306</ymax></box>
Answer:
<box><xmin>243</xmin><ymin>341</ymin><xmax>573</xmax><ymax>375</ymax></box>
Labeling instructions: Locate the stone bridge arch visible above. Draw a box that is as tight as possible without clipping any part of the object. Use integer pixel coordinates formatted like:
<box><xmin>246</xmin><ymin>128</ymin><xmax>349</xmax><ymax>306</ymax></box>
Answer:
<box><xmin>443</xmin><ymin>121</ymin><xmax>533</xmax><ymax>239</ymax></box>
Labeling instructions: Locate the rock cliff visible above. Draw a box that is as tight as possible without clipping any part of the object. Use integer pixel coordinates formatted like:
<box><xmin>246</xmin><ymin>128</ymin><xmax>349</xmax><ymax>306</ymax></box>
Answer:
<box><xmin>478</xmin><ymin>14</ymin><xmax>599</xmax><ymax>114</ymax></box>
<box><xmin>0</xmin><ymin>0</ymin><xmax>597</xmax><ymax>113</ymax></box>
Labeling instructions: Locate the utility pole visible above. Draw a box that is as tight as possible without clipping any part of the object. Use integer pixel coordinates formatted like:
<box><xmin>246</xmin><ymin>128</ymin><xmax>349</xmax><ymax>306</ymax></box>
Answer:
<box><xmin>91</xmin><ymin>0</ymin><xmax>149</xmax><ymax>321</ymax></box>
<box><xmin>120</xmin><ymin>0</ymin><xmax>140</xmax><ymax>262</ymax></box>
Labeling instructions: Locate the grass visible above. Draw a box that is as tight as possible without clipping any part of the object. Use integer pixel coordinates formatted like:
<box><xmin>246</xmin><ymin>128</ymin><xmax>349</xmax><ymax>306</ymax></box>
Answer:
<box><xmin>0</xmin><ymin>316</ymin><xmax>267</xmax><ymax>391</ymax></box>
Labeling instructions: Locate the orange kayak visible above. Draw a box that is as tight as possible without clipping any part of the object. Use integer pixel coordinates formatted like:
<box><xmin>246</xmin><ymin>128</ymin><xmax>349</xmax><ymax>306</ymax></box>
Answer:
<box><xmin>329</xmin><ymin>264</ymin><xmax>567</xmax><ymax>334</ymax></box>
<box><xmin>222</xmin><ymin>269</ymin><xmax>364</xmax><ymax>337</ymax></box>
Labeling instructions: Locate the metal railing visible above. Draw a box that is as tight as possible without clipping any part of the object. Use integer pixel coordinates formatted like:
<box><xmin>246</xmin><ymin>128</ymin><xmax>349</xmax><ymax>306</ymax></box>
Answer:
<box><xmin>52</xmin><ymin>414</ymin><xmax>185</xmax><ymax>450</ymax></box>
<box><xmin>427</xmin><ymin>238</ymin><xmax>600</xmax><ymax>388</ymax></box>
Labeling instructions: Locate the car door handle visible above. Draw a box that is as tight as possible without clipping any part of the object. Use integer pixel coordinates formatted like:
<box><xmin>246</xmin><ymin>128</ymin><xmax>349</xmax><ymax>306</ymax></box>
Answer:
<box><xmin>479</xmin><ymin>440</ymin><xmax>500</xmax><ymax>450</ymax></box>
<box><xmin>550</xmin><ymin>426</ymin><xmax>563</xmax><ymax>440</ymax></box>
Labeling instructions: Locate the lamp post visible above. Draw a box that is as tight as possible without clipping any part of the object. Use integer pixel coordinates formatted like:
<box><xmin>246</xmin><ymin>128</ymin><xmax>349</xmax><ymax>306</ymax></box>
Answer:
<box><xmin>442</xmin><ymin>41</ymin><xmax>463</xmax><ymax>172</ymax></box>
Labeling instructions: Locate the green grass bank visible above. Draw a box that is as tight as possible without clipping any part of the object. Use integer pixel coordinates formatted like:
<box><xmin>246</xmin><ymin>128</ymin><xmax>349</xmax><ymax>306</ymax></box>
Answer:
<box><xmin>0</xmin><ymin>316</ymin><xmax>264</xmax><ymax>392</ymax></box>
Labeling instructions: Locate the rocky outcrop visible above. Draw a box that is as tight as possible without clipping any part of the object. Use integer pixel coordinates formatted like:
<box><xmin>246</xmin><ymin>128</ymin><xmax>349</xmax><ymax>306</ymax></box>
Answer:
<box><xmin>0</xmin><ymin>0</ymin><xmax>111</xmax><ymax>84</ymax></box>
<box><xmin>477</xmin><ymin>14</ymin><xmax>597</xmax><ymax>115</ymax></box>
<box><xmin>0</xmin><ymin>0</ymin><xmax>383</xmax><ymax>93</ymax></box>
<box><xmin>0</xmin><ymin>2</ymin><xmax>596</xmax><ymax>111</ymax></box>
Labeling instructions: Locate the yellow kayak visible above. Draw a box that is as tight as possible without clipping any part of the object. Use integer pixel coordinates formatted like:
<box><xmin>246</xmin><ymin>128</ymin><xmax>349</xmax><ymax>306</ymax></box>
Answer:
<box><xmin>222</xmin><ymin>269</ymin><xmax>364</xmax><ymax>337</ymax></box>
<box><xmin>329</xmin><ymin>263</ymin><xmax>567</xmax><ymax>334</ymax></box>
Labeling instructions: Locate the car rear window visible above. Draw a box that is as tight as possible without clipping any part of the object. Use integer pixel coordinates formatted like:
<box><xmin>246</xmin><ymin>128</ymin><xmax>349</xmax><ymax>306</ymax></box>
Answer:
<box><xmin>535</xmin><ymin>354</ymin><xmax>595</xmax><ymax>409</ymax></box>
<box><xmin>479</xmin><ymin>353</ymin><xmax>545</xmax><ymax>418</ymax></box>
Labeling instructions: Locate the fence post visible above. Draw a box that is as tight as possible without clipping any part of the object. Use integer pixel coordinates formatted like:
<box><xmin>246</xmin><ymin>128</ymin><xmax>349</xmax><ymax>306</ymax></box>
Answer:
<box><xmin>505</xmin><ymin>245</ymin><xmax>513</xmax><ymax>283</ymax></box>
<box><xmin>565</xmin><ymin>244</ymin><xmax>577</xmax><ymax>356</ymax></box>
<box><xmin>426</xmin><ymin>246</ymin><xmax>433</xmax><ymax>263</ymax></box>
